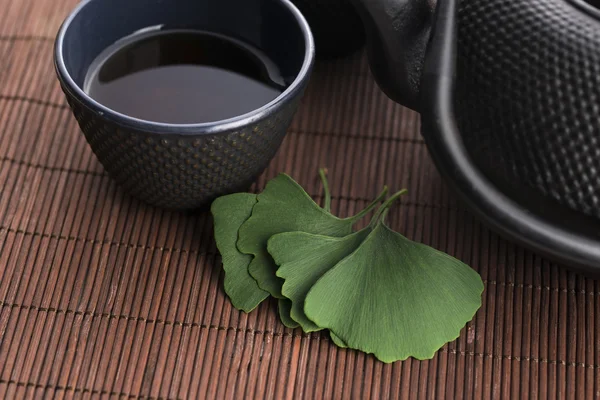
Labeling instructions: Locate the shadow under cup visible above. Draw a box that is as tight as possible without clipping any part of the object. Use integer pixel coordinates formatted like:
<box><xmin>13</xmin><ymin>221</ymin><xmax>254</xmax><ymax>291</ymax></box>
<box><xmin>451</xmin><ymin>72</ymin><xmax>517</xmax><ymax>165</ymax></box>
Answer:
<box><xmin>54</xmin><ymin>0</ymin><xmax>314</xmax><ymax>210</ymax></box>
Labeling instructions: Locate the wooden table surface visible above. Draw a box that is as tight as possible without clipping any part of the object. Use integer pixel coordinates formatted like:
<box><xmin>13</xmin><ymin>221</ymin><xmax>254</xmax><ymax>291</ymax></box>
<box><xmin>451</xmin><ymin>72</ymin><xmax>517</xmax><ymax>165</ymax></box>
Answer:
<box><xmin>0</xmin><ymin>0</ymin><xmax>598</xmax><ymax>398</ymax></box>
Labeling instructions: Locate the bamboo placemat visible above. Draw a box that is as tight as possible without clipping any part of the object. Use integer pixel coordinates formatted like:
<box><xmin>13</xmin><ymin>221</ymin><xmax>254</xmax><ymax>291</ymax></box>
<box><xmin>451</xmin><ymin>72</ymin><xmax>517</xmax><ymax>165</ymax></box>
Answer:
<box><xmin>0</xmin><ymin>0</ymin><xmax>598</xmax><ymax>398</ymax></box>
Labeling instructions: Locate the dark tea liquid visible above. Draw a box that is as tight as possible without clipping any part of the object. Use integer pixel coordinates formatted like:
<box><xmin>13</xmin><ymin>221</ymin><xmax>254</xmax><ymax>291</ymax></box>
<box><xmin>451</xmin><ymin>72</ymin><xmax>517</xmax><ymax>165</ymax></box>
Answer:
<box><xmin>84</xmin><ymin>30</ymin><xmax>287</xmax><ymax>123</ymax></box>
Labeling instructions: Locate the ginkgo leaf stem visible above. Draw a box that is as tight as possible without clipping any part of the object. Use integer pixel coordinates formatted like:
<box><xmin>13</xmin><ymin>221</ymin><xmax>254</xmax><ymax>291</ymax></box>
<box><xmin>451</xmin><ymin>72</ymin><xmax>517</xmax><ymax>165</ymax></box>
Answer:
<box><xmin>348</xmin><ymin>186</ymin><xmax>389</xmax><ymax>223</ymax></box>
<box><xmin>318</xmin><ymin>168</ymin><xmax>331</xmax><ymax>213</ymax></box>
<box><xmin>369</xmin><ymin>189</ymin><xmax>408</xmax><ymax>228</ymax></box>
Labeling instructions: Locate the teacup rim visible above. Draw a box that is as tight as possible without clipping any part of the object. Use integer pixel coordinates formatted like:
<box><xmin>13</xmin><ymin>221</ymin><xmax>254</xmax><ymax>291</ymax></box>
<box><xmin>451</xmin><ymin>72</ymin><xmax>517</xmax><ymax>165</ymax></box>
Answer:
<box><xmin>54</xmin><ymin>0</ymin><xmax>315</xmax><ymax>135</ymax></box>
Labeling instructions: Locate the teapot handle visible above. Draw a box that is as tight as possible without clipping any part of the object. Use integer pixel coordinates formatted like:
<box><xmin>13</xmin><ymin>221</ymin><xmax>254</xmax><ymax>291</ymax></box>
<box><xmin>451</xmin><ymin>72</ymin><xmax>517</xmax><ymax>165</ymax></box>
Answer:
<box><xmin>420</xmin><ymin>0</ymin><xmax>600</xmax><ymax>268</ymax></box>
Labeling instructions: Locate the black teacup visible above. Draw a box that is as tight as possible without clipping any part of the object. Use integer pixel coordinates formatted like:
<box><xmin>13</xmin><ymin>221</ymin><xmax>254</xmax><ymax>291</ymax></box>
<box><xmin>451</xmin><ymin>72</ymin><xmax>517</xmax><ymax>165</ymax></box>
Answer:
<box><xmin>54</xmin><ymin>0</ymin><xmax>314</xmax><ymax>210</ymax></box>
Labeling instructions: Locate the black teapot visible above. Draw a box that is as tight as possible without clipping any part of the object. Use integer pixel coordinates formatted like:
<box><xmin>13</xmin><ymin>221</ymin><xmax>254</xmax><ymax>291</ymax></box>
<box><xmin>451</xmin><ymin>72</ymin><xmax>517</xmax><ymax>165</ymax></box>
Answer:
<box><xmin>300</xmin><ymin>0</ymin><xmax>600</xmax><ymax>275</ymax></box>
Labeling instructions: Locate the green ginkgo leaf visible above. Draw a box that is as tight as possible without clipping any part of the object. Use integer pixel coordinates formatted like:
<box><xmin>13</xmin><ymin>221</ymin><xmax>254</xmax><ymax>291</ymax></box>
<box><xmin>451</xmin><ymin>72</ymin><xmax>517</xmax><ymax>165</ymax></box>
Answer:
<box><xmin>304</xmin><ymin>209</ymin><xmax>484</xmax><ymax>363</ymax></box>
<box><xmin>237</xmin><ymin>173</ymin><xmax>387</xmax><ymax>299</ymax></box>
<box><xmin>269</xmin><ymin>192</ymin><xmax>400</xmax><ymax>332</ymax></box>
<box><xmin>280</xmin><ymin>300</ymin><xmax>345</xmax><ymax>345</ymax></box>
<box><xmin>269</xmin><ymin>229</ymin><xmax>371</xmax><ymax>331</ymax></box>
<box><xmin>278</xmin><ymin>299</ymin><xmax>299</xmax><ymax>328</ymax></box>
<box><xmin>330</xmin><ymin>332</ymin><xmax>347</xmax><ymax>348</ymax></box>
<box><xmin>211</xmin><ymin>193</ymin><xmax>268</xmax><ymax>312</ymax></box>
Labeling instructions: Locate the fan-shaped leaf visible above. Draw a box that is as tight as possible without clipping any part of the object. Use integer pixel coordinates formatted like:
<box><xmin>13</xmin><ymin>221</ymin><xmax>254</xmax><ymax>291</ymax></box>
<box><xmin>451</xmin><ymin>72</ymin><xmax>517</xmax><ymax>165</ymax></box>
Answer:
<box><xmin>330</xmin><ymin>332</ymin><xmax>346</xmax><ymax>347</ymax></box>
<box><xmin>269</xmin><ymin>229</ymin><xmax>371</xmax><ymax>331</ymax></box>
<box><xmin>278</xmin><ymin>299</ymin><xmax>299</xmax><ymax>328</ymax></box>
<box><xmin>304</xmin><ymin>222</ymin><xmax>484</xmax><ymax>363</ymax></box>
<box><xmin>211</xmin><ymin>193</ymin><xmax>268</xmax><ymax>312</ymax></box>
<box><xmin>237</xmin><ymin>173</ymin><xmax>386</xmax><ymax>298</ymax></box>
